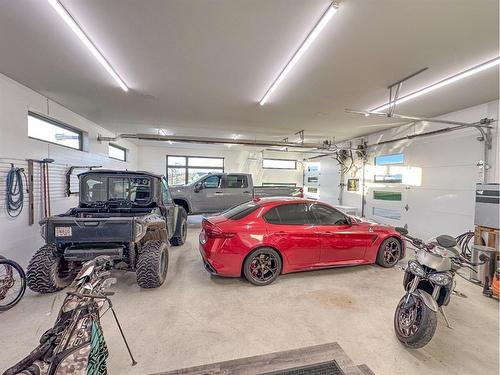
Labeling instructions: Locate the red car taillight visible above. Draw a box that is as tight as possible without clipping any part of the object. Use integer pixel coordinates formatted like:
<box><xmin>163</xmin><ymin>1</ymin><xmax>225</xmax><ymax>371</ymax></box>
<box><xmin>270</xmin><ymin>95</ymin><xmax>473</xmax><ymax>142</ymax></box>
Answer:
<box><xmin>202</xmin><ymin>219</ymin><xmax>235</xmax><ymax>238</ymax></box>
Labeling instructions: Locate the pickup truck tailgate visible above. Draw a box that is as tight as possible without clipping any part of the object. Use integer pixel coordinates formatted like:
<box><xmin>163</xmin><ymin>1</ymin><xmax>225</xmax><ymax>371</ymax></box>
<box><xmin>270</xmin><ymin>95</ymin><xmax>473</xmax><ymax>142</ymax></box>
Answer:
<box><xmin>45</xmin><ymin>217</ymin><xmax>134</xmax><ymax>243</ymax></box>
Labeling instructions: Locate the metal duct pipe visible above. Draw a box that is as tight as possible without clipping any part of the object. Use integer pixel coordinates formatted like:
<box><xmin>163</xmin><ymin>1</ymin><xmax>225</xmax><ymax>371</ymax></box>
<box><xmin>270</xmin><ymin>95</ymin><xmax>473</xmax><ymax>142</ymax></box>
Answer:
<box><xmin>97</xmin><ymin>133</ymin><xmax>331</xmax><ymax>150</ymax></box>
<box><xmin>345</xmin><ymin>109</ymin><xmax>493</xmax><ymax>129</ymax></box>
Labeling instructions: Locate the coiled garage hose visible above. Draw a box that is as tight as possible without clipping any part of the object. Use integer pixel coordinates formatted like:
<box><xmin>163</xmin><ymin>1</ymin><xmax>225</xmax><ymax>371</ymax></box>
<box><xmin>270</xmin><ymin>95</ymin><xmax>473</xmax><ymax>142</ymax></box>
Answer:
<box><xmin>6</xmin><ymin>165</ymin><xmax>27</xmax><ymax>218</ymax></box>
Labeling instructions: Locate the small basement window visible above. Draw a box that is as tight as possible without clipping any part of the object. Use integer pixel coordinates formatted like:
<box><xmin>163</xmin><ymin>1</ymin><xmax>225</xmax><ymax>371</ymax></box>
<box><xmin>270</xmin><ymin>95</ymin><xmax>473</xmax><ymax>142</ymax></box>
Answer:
<box><xmin>109</xmin><ymin>143</ymin><xmax>126</xmax><ymax>161</ymax></box>
<box><xmin>374</xmin><ymin>153</ymin><xmax>404</xmax><ymax>165</ymax></box>
<box><xmin>373</xmin><ymin>190</ymin><xmax>402</xmax><ymax>201</ymax></box>
<box><xmin>28</xmin><ymin>112</ymin><xmax>82</xmax><ymax>150</ymax></box>
<box><xmin>262</xmin><ymin>158</ymin><xmax>296</xmax><ymax>170</ymax></box>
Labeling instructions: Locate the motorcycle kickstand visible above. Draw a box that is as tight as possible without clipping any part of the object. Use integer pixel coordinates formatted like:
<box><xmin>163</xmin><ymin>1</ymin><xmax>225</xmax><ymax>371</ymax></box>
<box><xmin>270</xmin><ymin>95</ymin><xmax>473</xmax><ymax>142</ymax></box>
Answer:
<box><xmin>439</xmin><ymin>307</ymin><xmax>452</xmax><ymax>329</ymax></box>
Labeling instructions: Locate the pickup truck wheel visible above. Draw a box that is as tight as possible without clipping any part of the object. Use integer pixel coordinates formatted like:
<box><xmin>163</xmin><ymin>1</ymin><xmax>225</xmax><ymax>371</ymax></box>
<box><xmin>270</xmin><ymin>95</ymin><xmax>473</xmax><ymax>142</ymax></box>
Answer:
<box><xmin>170</xmin><ymin>208</ymin><xmax>188</xmax><ymax>246</ymax></box>
<box><xmin>136</xmin><ymin>240</ymin><xmax>169</xmax><ymax>288</ymax></box>
<box><xmin>26</xmin><ymin>245</ymin><xmax>74</xmax><ymax>293</ymax></box>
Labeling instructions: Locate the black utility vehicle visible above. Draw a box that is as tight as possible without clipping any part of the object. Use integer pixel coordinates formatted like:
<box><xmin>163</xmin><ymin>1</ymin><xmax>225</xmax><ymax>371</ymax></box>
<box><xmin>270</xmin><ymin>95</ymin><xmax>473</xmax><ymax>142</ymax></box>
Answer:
<box><xmin>26</xmin><ymin>170</ymin><xmax>188</xmax><ymax>293</ymax></box>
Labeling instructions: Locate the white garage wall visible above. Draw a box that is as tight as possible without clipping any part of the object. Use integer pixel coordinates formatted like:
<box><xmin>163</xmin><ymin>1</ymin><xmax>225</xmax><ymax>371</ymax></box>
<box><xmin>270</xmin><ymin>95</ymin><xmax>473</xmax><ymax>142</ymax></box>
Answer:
<box><xmin>137</xmin><ymin>144</ymin><xmax>305</xmax><ymax>186</ymax></box>
<box><xmin>320</xmin><ymin>100</ymin><xmax>499</xmax><ymax>240</ymax></box>
<box><xmin>0</xmin><ymin>73</ymin><xmax>138</xmax><ymax>265</ymax></box>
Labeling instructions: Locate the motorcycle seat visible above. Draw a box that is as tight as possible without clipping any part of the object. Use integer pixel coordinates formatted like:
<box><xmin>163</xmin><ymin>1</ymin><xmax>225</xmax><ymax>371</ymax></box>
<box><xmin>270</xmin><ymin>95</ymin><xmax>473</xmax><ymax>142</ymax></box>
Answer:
<box><xmin>436</xmin><ymin>235</ymin><xmax>457</xmax><ymax>249</ymax></box>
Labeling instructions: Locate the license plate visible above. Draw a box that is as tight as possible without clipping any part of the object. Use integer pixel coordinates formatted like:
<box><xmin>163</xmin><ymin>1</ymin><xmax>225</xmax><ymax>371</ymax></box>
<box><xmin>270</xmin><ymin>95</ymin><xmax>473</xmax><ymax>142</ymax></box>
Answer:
<box><xmin>55</xmin><ymin>227</ymin><xmax>72</xmax><ymax>237</ymax></box>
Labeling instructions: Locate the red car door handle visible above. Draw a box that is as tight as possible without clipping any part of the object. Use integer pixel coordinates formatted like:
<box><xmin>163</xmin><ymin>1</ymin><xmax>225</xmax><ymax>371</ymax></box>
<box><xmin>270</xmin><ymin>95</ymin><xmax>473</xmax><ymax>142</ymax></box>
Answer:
<box><xmin>320</xmin><ymin>231</ymin><xmax>334</xmax><ymax>236</ymax></box>
<box><xmin>275</xmin><ymin>231</ymin><xmax>287</xmax><ymax>235</ymax></box>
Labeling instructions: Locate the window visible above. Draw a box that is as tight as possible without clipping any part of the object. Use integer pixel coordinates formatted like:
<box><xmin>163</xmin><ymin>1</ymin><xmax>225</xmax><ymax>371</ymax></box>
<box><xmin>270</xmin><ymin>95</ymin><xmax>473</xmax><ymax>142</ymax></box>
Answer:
<box><xmin>81</xmin><ymin>175</ymin><xmax>152</xmax><ymax>203</ymax></box>
<box><xmin>310</xmin><ymin>204</ymin><xmax>349</xmax><ymax>225</ymax></box>
<box><xmin>201</xmin><ymin>175</ymin><xmax>221</xmax><ymax>189</ymax></box>
<box><xmin>109</xmin><ymin>144</ymin><xmax>126</xmax><ymax>161</ymax></box>
<box><xmin>306</xmin><ymin>163</ymin><xmax>320</xmax><ymax>172</ymax></box>
<box><xmin>374</xmin><ymin>174</ymin><xmax>403</xmax><ymax>183</ymax></box>
<box><xmin>167</xmin><ymin>155</ymin><xmax>224</xmax><ymax>185</ymax></box>
<box><xmin>226</xmin><ymin>175</ymin><xmax>248</xmax><ymax>188</ymax></box>
<box><xmin>28</xmin><ymin>112</ymin><xmax>82</xmax><ymax>150</ymax></box>
<box><xmin>374</xmin><ymin>153</ymin><xmax>404</xmax><ymax>165</ymax></box>
<box><xmin>373</xmin><ymin>191</ymin><xmax>402</xmax><ymax>201</ymax></box>
<box><xmin>161</xmin><ymin>179</ymin><xmax>172</xmax><ymax>204</ymax></box>
<box><xmin>223</xmin><ymin>201</ymin><xmax>261</xmax><ymax>220</ymax></box>
<box><xmin>262</xmin><ymin>158</ymin><xmax>296</xmax><ymax>170</ymax></box>
<box><xmin>264</xmin><ymin>203</ymin><xmax>310</xmax><ymax>225</ymax></box>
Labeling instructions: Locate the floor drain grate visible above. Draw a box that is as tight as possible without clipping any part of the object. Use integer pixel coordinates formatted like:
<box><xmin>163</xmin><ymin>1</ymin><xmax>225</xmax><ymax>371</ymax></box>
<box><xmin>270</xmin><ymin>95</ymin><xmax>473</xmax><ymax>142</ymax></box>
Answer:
<box><xmin>262</xmin><ymin>360</ymin><xmax>345</xmax><ymax>375</ymax></box>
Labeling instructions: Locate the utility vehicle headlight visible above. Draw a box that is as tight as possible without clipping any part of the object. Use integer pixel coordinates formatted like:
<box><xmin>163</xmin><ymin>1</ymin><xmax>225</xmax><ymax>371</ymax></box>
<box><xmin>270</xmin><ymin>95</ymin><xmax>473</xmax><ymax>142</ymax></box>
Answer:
<box><xmin>428</xmin><ymin>272</ymin><xmax>452</xmax><ymax>286</ymax></box>
<box><xmin>134</xmin><ymin>222</ymin><xmax>146</xmax><ymax>241</ymax></box>
<box><xmin>408</xmin><ymin>260</ymin><xmax>425</xmax><ymax>277</ymax></box>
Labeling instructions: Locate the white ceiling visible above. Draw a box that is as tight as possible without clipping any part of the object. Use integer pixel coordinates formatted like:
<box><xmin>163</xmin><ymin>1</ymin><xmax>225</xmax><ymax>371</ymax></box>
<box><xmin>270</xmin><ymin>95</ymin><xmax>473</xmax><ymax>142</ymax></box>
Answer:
<box><xmin>0</xmin><ymin>0</ymin><xmax>498</xmax><ymax>142</ymax></box>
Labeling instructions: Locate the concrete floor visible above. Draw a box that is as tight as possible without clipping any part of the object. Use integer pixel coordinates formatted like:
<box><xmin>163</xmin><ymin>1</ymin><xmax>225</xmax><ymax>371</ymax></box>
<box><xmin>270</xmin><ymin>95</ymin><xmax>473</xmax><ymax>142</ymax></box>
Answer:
<box><xmin>1</xmin><ymin>222</ymin><xmax>499</xmax><ymax>375</ymax></box>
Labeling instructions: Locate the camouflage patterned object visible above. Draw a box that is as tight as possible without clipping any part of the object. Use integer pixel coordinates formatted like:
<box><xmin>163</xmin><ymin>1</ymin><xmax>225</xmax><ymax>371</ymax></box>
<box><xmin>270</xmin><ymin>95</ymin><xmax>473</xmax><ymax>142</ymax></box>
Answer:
<box><xmin>2</xmin><ymin>257</ymin><xmax>113</xmax><ymax>375</ymax></box>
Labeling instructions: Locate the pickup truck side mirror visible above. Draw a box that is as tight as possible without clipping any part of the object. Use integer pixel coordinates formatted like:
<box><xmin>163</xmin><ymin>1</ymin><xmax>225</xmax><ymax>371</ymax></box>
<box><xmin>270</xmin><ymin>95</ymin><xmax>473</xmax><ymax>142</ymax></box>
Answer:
<box><xmin>194</xmin><ymin>182</ymin><xmax>202</xmax><ymax>193</ymax></box>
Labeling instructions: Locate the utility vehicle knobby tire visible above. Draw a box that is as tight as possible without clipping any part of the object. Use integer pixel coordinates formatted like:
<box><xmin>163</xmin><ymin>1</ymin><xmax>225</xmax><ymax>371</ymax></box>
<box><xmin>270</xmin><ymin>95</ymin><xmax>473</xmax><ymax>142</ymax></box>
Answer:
<box><xmin>26</xmin><ymin>244</ymin><xmax>74</xmax><ymax>293</ymax></box>
<box><xmin>394</xmin><ymin>295</ymin><xmax>438</xmax><ymax>349</ymax></box>
<box><xmin>170</xmin><ymin>208</ymin><xmax>188</xmax><ymax>246</ymax></box>
<box><xmin>376</xmin><ymin>237</ymin><xmax>402</xmax><ymax>268</ymax></box>
<box><xmin>136</xmin><ymin>240</ymin><xmax>169</xmax><ymax>288</ymax></box>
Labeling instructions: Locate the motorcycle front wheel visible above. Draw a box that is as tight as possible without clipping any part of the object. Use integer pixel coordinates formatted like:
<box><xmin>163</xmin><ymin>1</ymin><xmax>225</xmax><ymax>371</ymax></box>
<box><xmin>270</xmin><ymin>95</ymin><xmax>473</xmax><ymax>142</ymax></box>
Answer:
<box><xmin>394</xmin><ymin>294</ymin><xmax>437</xmax><ymax>349</ymax></box>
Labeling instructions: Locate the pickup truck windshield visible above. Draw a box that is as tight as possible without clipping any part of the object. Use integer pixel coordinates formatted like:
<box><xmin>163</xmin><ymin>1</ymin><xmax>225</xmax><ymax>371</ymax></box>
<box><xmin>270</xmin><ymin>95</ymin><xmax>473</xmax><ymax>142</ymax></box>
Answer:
<box><xmin>81</xmin><ymin>175</ymin><xmax>152</xmax><ymax>204</ymax></box>
<box><xmin>222</xmin><ymin>201</ymin><xmax>260</xmax><ymax>220</ymax></box>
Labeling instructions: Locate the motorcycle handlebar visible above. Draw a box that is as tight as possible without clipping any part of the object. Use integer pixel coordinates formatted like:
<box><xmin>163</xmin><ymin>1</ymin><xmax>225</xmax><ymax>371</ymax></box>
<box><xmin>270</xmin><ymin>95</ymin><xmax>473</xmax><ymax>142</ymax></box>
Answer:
<box><xmin>401</xmin><ymin>234</ymin><xmax>425</xmax><ymax>248</ymax></box>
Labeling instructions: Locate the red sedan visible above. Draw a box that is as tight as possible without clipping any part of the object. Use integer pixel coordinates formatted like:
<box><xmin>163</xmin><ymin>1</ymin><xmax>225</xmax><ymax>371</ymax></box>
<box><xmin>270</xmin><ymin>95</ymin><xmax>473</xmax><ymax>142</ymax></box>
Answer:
<box><xmin>199</xmin><ymin>197</ymin><xmax>404</xmax><ymax>286</ymax></box>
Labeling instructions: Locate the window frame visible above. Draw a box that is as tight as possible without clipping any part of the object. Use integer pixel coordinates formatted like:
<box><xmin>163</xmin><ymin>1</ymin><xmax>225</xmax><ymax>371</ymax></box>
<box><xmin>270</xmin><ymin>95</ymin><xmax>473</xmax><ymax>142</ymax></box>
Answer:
<box><xmin>28</xmin><ymin>111</ymin><xmax>83</xmax><ymax>151</ymax></box>
<box><xmin>108</xmin><ymin>143</ymin><xmax>127</xmax><ymax>161</ymax></box>
<box><xmin>262</xmin><ymin>158</ymin><xmax>297</xmax><ymax>170</ymax></box>
<box><xmin>80</xmin><ymin>174</ymin><xmax>153</xmax><ymax>205</ymax></box>
<box><xmin>224</xmin><ymin>174</ymin><xmax>249</xmax><ymax>189</ymax></box>
<box><xmin>263</xmin><ymin>203</ymin><xmax>313</xmax><ymax>225</ymax></box>
<box><xmin>166</xmin><ymin>155</ymin><xmax>224</xmax><ymax>185</ymax></box>
<box><xmin>374</xmin><ymin>153</ymin><xmax>405</xmax><ymax>166</ymax></box>
<box><xmin>200</xmin><ymin>174</ymin><xmax>222</xmax><ymax>189</ymax></box>
<box><xmin>309</xmin><ymin>203</ymin><xmax>349</xmax><ymax>226</ymax></box>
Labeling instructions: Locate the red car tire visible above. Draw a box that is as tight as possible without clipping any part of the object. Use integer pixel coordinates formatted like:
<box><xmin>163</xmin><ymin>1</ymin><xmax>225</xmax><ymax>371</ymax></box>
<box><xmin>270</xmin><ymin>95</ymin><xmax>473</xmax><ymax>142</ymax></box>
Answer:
<box><xmin>243</xmin><ymin>247</ymin><xmax>282</xmax><ymax>286</ymax></box>
<box><xmin>376</xmin><ymin>237</ymin><xmax>402</xmax><ymax>268</ymax></box>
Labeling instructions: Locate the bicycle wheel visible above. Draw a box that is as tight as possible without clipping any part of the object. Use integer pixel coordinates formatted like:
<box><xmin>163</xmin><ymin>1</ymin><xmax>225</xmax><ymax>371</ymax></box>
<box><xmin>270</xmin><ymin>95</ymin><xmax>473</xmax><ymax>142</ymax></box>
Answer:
<box><xmin>0</xmin><ymin>258</ymin><xmax>26</xmax><ymax>311</ymax></box>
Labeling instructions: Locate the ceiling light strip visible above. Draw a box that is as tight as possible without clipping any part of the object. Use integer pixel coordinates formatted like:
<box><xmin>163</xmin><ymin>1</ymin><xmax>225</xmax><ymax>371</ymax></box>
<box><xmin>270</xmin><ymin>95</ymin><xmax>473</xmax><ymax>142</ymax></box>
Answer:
<box><xmin>372</xmin><ymin>57</ymin><xmax>500</xmax><ymax>112</ymax></box>
<box><xmin>259</xmin><ymin>2</ymin><xmax>338</xmax><ymax>105</ymax></box>
<box><xmin>47</xmin><ymin>0</ymin><xmax>129</xmax><ymax>92</ymax></box>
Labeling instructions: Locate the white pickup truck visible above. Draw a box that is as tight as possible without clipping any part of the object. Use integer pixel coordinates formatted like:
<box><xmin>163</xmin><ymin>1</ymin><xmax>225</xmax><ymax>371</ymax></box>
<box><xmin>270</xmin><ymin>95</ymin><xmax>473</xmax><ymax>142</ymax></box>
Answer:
<box><xmin>170</xmin><ymin>173</ymin><xmax>303</xmax><ymax>214</ymax></box>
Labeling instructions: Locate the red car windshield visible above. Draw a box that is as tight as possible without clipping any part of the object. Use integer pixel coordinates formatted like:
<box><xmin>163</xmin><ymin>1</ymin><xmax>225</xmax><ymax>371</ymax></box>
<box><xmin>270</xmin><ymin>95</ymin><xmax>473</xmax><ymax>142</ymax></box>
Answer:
<box><xmin>222</xmin><ymin>201</ymin><xmax>260</xmax><ymax>220</ymax></box>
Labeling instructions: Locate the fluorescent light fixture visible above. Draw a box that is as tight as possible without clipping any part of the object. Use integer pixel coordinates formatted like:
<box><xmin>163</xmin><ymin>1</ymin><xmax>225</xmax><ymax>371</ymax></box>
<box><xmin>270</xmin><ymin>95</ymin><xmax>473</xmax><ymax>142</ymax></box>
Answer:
<box><xmin>372</xmin><ymin>57</ymin><xmax>499</xmax><ymax>112</ymax></box>
<box><xmin>259</xmin><ymin>2</ymin><xmax>338</xmax><ymax>105</ymax></box>
<box><xmin>47</xmin><ymin>0</ymin><xmax>128</xmax><ymax>92</ymax></box>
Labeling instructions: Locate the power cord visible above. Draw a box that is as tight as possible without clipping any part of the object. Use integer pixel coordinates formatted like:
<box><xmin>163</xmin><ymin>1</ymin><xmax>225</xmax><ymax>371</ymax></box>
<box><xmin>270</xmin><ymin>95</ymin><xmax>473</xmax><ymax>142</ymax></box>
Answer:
<box><xmin>6</xmin><ymin>164</ymin><xmax>28</xmax><ymax>218</ymax></box>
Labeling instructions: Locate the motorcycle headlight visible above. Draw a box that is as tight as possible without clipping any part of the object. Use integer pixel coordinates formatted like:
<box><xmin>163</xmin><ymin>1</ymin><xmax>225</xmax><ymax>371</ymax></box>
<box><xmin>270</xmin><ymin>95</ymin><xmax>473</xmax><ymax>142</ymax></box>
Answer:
<box><xmin>408</xmin><ymin>260</ymin><xmax>426</xmax><ymax>277</ymax></box>
<box><xmin>428</xmin><ymin>272</ymin><xmax>452</xmax><ymax>286</ymax></box>
<box><xmin>134</xmin><ymin>222</ymin><xmax>146</xmax><ymax>241</ymax></box>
